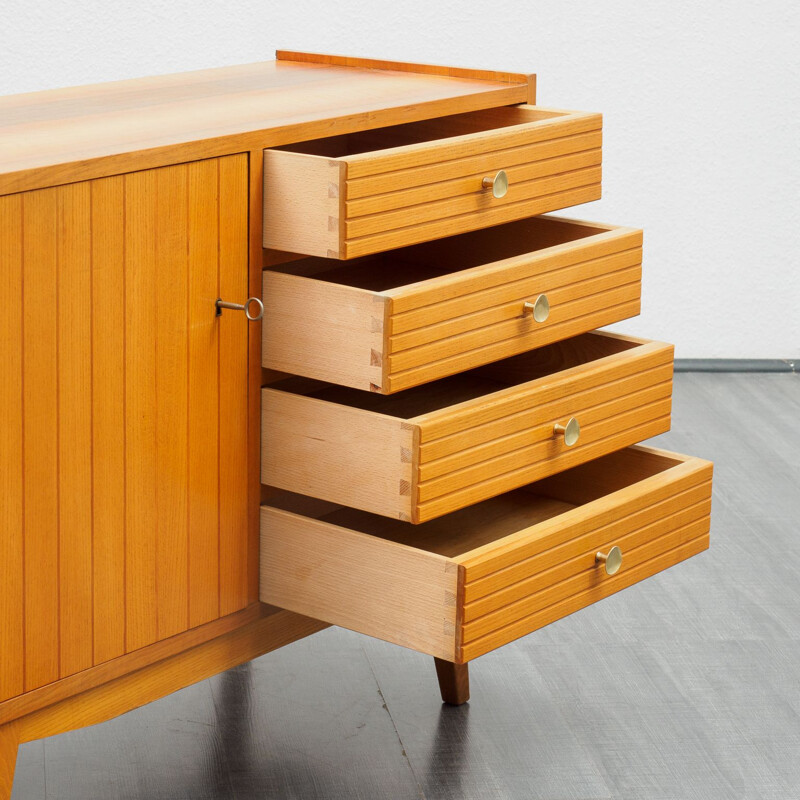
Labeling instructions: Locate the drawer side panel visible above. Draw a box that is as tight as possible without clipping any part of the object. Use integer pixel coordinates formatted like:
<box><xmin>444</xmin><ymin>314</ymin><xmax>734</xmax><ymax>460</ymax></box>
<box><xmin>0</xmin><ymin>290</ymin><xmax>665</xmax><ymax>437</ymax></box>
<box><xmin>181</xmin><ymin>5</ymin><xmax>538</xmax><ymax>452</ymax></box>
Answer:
<box><xmin>262</xmin><ymin>271</ymin><xmax>388</xmax><ymax>391</ymax></box>
<box><xmin>261</xmin><ymin>390</ymin><xmax>415</xmax><ymax>520</ymax></box>
<box><xmin>263</xmin><ymin>151</ymin><xmax>344</xmax><ymax>258</ymax></box>
<box><xmin>260</xmin><ymin>507</ymin><xmax>460</xmax><ymax>660</ymax></box>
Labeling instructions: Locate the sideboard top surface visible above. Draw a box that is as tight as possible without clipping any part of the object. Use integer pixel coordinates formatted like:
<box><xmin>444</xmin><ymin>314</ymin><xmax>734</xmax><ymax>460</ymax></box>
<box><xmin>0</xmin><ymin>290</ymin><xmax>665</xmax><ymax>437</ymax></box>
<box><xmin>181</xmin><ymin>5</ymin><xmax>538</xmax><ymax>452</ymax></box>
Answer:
<box><xmin>0</xmin><ymin>51</ymin><xmax>531</xmax><ymax>196</ymax></box>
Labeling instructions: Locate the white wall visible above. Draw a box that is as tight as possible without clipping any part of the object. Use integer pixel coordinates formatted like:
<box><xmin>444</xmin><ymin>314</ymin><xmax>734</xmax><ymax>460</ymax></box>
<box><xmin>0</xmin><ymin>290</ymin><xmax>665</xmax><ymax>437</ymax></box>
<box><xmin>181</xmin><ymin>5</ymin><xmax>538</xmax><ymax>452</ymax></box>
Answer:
<box><xmin>2</xmin><ymin>0</ymin><xmax>798</xmax><ymax>358</ymax></box>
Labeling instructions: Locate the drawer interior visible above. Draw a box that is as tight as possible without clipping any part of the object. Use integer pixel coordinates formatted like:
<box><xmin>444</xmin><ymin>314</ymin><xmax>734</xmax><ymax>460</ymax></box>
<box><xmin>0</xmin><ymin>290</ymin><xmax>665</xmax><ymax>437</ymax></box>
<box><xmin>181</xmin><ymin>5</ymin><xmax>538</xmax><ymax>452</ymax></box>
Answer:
<box><xmin>270</xmin><ymin>331</ymin><xmax>643</xmax><ymax>419</ymax></box>
<box><xmin>265</xmin><ymin>216</ymin><xmax>608</xmax><ymax>291</ymax></box>
<box><xmin>266</xmin><ymin>447</ymin><xmax>689</xmax><ymax>559</ymax></box>
<box><xmin>272</xmin><ymin>106</ymin><xmax>566</xmax><ymax>158</ymax></box>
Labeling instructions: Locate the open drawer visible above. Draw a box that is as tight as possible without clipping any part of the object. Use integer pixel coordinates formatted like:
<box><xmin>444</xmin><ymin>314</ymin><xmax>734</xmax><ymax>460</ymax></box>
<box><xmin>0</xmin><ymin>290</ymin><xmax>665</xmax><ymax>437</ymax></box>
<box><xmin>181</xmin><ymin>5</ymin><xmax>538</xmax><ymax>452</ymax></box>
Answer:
<box><xmin>263</xmin><ymin>105</ymin><xmax>602</xmax><ymax>259</ymax></box>
<box><xmin>262</xmin><ymin>331</ymin><xmax>674</xmax><ymax>523</ymax></box>
<box><xmin>260</xmin><ymin>446</ymin><xmax>713</xmax><ymax>662</ymax></box>
<box><xmin>263</xmin><ymin>215</ymin><xmax>642</xmax><ymax>393</ymax></box>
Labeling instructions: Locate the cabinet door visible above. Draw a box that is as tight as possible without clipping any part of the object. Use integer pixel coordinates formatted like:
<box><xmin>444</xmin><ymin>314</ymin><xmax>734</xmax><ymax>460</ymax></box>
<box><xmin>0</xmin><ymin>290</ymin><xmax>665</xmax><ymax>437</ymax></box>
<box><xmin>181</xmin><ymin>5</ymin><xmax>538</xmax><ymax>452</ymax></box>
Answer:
<box><xmin>0</xmin><ymin>154</ymin><xmax>251</xmax><ymax>700</ymax></box>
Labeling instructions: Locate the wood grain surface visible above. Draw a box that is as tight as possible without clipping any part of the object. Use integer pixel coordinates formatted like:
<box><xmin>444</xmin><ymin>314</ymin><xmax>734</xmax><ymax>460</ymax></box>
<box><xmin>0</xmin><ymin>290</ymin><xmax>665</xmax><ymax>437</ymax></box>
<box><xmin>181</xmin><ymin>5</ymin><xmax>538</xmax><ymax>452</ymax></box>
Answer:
<box><xmin>261</xmin><ymin>332</ymin><xmax>673</xmax><ymax>522</ymax></box>
<box><xmin>260</xmin><ymin>507</ymin><xmax>461</xmax><ymax>660</ymax></box>
<box><xmin>259</xmin><ymin>446</ymin><xmax>712</xmax><ymax>662</ymax></box>
<box><xmin>262</xmin><ymin>106</ymin><xmax>602</xmax><ymax>259</ymax></box>
<box><xmin>262</xmin><ymin>216</ymin><xmax>642</xmax><ymax>393</ymax></box>
<box><xmin>275</xmin><ymin>50</ymin><xmax>534</xmax><ymax>91</ymax></box>
<box><xmin>0</xmin><ymin>57</ymin><xmax>528</xmax><ymax>196</ymax></box>
<box><xmin>0</xmin><ymin>155</ymin><xmax>251</xmax><ymax>704</ymax></box>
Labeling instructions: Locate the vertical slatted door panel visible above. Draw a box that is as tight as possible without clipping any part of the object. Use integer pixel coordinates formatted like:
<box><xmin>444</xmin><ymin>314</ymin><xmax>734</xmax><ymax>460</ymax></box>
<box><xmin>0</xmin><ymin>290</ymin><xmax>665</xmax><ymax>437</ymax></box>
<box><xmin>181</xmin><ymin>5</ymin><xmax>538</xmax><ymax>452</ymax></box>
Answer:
<box><xmin>0</xmin><ymin>194</ymin><xmax>24</xmax><ymax>702</ymax></box>
<box><xmin>187</xmin><ymin>158</ymin><xmax>221</xmax><ymax>629</ymax></box>
<box><xmin>91</xmin><ymin>175</ymin><xmax>127</xmax><ymax>665</ymax></box>
<box><xmin>0</xmin><ymin>154</ymin><xmax>251</xmax><ymax>703</ymax></box>
<box><xmin>22</xmin><ymin>187</ymin><xmax>60</xmax><ymax>692</ymax></box>
<box><xmin>218</xmin><ymin>154</ymin><xmax>250</xmax><ymax>617</ymax></box>
<box><xmin>124</xmin><ymin>167</ymin><xmax>159</xmax><ymax>652</ymax></box>
<box><xmin>57</xmin><ymin>180</ymin><xmax>94</xmax><ymax>677</ymax></box>
<box><xmin>154</xmin><ymin>164</ymin><xmax>190</xmax><ymax>641</ymax></box>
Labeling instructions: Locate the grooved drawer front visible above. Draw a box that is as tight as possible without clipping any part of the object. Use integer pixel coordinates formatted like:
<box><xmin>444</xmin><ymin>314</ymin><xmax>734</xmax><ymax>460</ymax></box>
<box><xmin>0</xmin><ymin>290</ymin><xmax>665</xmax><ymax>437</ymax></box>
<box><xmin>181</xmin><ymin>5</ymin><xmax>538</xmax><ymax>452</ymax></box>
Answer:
<box><xmin>263</xmin><ymin>216</ymin><xmax>642</xmax><ymax>393</ymax></box>
<box><xmin>261</xmin><ymin>331</ymin><xmax>674</xmax><ymax>523</ymax></box>
<box><xmin>263</xmin><ymin>105</ymin><xmax>602</xmax><ymax>259</ymax></box>
<box><xmin>260</xmin><ymin>446</ymin><xmax>713</xmax><ymax>662</ymax></box>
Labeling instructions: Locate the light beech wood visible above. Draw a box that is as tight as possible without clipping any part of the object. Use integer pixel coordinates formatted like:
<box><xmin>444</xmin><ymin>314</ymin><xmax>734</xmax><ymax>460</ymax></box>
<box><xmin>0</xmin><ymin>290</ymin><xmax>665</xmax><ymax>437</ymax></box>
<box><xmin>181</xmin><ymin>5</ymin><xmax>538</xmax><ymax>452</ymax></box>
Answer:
<box><xmin>260</xmin><ymin>447</ymin><xmax>712</xmax><ymax>662</ymax></box>
<box><xmin>263</xmin><ymin>106</ymin><xmax>602</xmax><ymax>259</ymax></box>
<box><xmin>263</xmin><ymin>216</ymin><xmax>641</xmax><ymax>392</ymax></box>
<box><xmin>262</xmin><ymin>332</ymin><xmax>673</xmax><ymax>522</ymax></box>
<box><xmin>261</xmin><ymin>389</ymin><xmax>416</xmax><ymax>520</ymax></box>
<box><xmin>262</xmin><ymin>269</ymin><xmax>389</xmax><ymax>390</ymax></box>
<box><xmin>263</xmin><ymin>151</ymin><xmax>345</xmax><ymax>258</ymax></box>
<box><xmin>260</xmin><ymin>507</ymin><xmax>461</xmax><ymax>660</ymax></box>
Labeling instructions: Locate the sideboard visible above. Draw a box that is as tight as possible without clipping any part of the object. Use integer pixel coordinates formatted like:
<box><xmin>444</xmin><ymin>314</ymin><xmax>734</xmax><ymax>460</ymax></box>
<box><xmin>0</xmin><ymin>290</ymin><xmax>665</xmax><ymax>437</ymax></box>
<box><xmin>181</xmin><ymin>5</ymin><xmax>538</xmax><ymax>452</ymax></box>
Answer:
<box><xmin>0</xmin><ymin>50</ymin><xmax>713</xmax><ymax>797</ymax></box>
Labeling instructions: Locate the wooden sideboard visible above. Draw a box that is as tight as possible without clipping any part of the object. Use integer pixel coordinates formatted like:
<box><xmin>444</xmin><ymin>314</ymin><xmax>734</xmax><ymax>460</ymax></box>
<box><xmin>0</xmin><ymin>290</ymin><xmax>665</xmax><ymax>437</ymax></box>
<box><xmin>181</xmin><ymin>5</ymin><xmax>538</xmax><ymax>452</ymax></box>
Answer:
<box><xmin>0</xmin><ymin>50</ymin><xmax>712</xmax><ymax>797</ymax></box>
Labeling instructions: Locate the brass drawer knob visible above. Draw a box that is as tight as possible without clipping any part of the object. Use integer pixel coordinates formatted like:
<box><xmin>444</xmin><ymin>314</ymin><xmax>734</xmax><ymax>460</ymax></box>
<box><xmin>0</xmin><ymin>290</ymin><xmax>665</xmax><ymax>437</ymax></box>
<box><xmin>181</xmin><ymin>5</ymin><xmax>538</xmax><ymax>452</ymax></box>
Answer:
<box><xmin>596</xmin><ymin>546</ymin><xmax>623</xmax><ymax>575</ymax></box>
<box><xmin>215</xmin><ymin>296</ymin><xmax>264</xmax><ymax>321</ymax></box>
<box><xmin>481</xmin><ymin>169</ymin><xmax>508</xmax><ymax>198</ymax></box>
<box><xmin>553</xmin><ymin>417</ymin><xmax>580</xmax><ymax>447</ymax></box>
<box><xmin>523</xmin><ymin>294</ymin><xmax>550</xmax><ymax>322</ymax></box>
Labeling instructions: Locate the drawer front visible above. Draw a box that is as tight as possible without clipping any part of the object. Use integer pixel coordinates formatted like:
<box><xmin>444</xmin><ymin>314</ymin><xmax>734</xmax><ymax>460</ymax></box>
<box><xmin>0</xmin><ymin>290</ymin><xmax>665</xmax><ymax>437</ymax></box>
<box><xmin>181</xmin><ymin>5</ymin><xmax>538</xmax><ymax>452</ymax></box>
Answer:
<box><xmin>262</xmin><ymin>217</ymin><xmax>642</xmax><ymax>394</ymax></box>
<box><xmin>263</xmin><ymin>106</ymin><xmax>602</xmax><ymax>259</ymax></box>
<box><xmin>385</xmin><ymin>221</ymin><xmax>642</xmax><ymax>392</ymax></box>
<box><xmin>262</xmin><ymin>333</ymin><xmax>675</xmax><ymax>523</ymax></box>
<box><xmin>413</xmin><ymin>335</ymin><xmax>674</xmax><ymax>522</ymax></box>
<box><xmin>343</xmin><ymin>112</ymin><xmax>602</xmax><ymax>259</ymax></box>
<box><xmin>456</xmin><ymin>449</ymin><xmax>713</xmax><ymax>660</ymax></box>
<box><xmin>259</xmin><ymin>447</ymin><xmax>713</xmax><ymax>663</ymax></box>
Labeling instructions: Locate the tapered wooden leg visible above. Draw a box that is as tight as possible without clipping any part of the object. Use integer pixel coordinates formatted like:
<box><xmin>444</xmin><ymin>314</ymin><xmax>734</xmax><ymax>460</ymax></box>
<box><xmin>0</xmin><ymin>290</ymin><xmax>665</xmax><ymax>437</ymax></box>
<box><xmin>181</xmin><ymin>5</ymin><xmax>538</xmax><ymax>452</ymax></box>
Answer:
<box><xmin>434</xmin><ymin>658</ymin><xmax>470</xmax><ymax>705</ymax></box>
<box><xmin>0</xmin><ymin>723</ymin><xmax>19</xmax><ymax>800</ymax></box>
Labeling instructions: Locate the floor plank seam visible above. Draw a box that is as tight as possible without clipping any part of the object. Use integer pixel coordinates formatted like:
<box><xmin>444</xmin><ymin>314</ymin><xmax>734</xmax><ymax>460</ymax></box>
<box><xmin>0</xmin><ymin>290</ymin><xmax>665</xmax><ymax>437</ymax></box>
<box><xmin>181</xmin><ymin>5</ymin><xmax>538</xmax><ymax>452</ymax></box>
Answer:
<box><xmin>363</xmin><ymin>647</ymin><xmax>428</xmax><ymax>800</ymax></box>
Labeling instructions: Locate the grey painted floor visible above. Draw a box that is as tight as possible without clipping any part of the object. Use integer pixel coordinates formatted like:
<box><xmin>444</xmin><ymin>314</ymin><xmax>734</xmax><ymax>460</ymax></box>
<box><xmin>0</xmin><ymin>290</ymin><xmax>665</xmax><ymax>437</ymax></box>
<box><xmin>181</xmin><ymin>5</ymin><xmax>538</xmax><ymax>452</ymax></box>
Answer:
<box><xmin>12</xmin><ymin>372</ymin><xmax>800</xmax><ymax>799</ymax></box>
